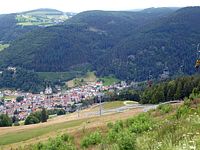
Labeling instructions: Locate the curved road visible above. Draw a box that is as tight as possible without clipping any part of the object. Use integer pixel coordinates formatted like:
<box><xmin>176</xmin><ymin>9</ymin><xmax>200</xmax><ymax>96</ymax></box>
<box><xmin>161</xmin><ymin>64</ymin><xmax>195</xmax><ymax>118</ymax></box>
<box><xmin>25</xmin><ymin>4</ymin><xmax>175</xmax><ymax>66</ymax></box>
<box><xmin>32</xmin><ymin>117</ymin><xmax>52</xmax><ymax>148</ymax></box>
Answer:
<box><xmin>85</xmin><ymin>100</ymin><xmax>182</xmax><ymax>116</ymax></box>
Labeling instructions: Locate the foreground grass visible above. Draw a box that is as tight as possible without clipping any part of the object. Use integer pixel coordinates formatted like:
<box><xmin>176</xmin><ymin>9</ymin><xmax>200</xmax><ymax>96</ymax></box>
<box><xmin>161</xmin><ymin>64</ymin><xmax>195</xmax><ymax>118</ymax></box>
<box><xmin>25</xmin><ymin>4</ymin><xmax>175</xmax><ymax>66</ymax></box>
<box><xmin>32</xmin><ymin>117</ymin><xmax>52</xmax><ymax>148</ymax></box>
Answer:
<box><xmin>3</xmin><ymin>97</ymin><xmax>200</xmax><ymax>150</ymax></box>
<box><xmin>88</xmin><ymin>100</ymin><xmax>200</xmax><ymax>150</ymax></box>
<box><xmin>0</xmin><ymin>106</ymin><xmax>142</xmax><ymax>149</ymax></box>
<box><xmin>0</xmin><ymin>119</ymin><xmax>84</xmax><ymax>146</ymax></box>
<box><xmin>23</xmin><ymin>97</ymin><xmax>200</xmax><ymax>150</ymax></box>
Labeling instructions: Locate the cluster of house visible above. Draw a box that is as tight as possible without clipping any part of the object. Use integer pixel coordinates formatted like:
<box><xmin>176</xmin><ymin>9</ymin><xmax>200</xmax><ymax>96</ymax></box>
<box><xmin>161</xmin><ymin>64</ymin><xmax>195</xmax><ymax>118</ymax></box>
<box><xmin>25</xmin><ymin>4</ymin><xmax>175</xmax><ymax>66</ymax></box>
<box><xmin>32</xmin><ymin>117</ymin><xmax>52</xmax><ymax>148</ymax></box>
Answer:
<box><xmin>0</xmin><ymin>81</ymin><xmax>129</xmax><ymax>120</ymax></box>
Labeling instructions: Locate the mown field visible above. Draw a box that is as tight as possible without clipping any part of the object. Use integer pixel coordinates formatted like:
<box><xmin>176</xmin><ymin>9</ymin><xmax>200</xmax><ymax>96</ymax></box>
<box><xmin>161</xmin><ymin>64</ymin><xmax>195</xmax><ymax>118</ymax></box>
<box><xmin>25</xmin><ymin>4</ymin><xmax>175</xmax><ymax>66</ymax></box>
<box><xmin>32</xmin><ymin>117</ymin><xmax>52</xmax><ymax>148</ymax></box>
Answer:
<box><xmin>99</xmin><ymin>76</ymin><xmax>120</xmax><ymax>86</ymax></box>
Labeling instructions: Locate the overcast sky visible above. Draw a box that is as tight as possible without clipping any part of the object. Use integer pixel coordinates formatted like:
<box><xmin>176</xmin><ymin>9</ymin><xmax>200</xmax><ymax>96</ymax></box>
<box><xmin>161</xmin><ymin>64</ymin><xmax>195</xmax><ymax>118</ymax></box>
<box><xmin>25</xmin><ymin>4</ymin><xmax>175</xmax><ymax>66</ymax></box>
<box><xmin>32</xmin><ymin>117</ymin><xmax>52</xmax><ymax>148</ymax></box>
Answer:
<box><xmin>0</xmin><ymin>0</ymin><xmax>199</xmax><ymax>14</ymax></box>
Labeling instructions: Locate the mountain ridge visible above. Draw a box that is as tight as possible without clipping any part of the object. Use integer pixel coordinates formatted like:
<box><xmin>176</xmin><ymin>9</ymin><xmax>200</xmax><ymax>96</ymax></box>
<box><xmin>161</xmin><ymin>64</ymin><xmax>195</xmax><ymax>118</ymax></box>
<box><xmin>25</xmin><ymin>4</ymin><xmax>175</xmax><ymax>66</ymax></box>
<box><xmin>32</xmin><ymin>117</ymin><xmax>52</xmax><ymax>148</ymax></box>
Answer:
<box><xmin>0</xmin><ymin>7</ymin><xmax>199</xmax><ymax>81</ymax></box>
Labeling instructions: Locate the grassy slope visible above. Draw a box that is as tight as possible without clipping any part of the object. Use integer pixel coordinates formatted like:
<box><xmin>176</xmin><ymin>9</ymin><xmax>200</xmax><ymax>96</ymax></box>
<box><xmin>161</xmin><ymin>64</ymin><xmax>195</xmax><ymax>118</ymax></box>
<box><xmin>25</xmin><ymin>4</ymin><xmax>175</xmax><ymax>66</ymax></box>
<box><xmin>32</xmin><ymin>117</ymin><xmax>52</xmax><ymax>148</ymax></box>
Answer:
<box><xmin>0</xmin><ymin>44</ymin><xmax>9</xmax><ymax>51</ymax></box>
<box><xmin>135</xmin><ymin>102</ymin><xmax>200</xmax><ymax>150</ymax></box>
<box><xmin>83</xmin><ymin>72</ymin><xmax>97</xmax><ymax>82</ymax></box>
<box><xmin>66</xmin><ymin>72</ymin><xmax>120</xmax><ymax>88</ymax></box>
<box><xmin>0</xmin><ymin>102</ymin><xmax>142</xmax><ymax>149</ymax></box>
<box><xmin>2</xmin><ymin>98</ymin><xmax>200</xmax><ymax>150</ymax></box>
<box><xmin>66</xmin><ymin>72</ymin><xmax>97</xmax><ymax>88</ymax></box>
<box><xmin>89</xmin><ymin>98</ymin><xmax>200</xmax><ymax>150</ymax></box>
<box><xmin>4</xmin><ymin>95</ymin><xmax>200</xmax><ymax>150</ymax></box>
<box><xmin>0</xmin><ymin>119</ymin><xmax>83</xmax><ymax>146</ymax></box>
<box><xmin>15</xmin><ymin>10</ymin><xmax>68</xmax><ymax>26</ymax></box>
<box><xmin>99</xmin><ymin>76</ymin><xmax>120</xmax><ymax>86</ymax></box>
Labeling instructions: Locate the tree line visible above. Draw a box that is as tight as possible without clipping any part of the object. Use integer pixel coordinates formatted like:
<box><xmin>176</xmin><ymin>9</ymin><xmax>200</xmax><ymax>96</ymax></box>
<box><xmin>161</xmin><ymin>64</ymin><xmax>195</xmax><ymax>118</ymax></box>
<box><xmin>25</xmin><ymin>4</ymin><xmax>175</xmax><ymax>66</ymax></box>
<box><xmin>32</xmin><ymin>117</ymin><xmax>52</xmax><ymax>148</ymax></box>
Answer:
<box><xmin>140</xmin><ymin>75</ymin><xmax>200</xmax><ymax>104</ymax></box>
<box><xmin>96</xmin><ymin>75</ymin><xmax>200</xmax><ymax>104</ymax></box>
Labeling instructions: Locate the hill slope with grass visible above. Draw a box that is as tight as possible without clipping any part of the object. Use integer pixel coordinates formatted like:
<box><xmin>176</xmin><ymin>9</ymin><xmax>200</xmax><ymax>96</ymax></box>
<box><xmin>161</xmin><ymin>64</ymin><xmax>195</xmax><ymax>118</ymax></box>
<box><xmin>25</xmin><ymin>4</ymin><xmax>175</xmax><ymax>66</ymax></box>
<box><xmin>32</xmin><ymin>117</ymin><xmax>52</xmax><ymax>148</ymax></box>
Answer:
<box><xmin>16</xmin><ymin>8</ymin><xmax>75</xmax><ymax>26</ymax></box>
<box><xmin>0</xmin><ymin>9</ymin><xmax>75</xmax><ymax>43</ymax></box>
<box><xmin>2</xmin><ymin>93</ymin><xmax>200</xmax><ymax>150</ymax></box>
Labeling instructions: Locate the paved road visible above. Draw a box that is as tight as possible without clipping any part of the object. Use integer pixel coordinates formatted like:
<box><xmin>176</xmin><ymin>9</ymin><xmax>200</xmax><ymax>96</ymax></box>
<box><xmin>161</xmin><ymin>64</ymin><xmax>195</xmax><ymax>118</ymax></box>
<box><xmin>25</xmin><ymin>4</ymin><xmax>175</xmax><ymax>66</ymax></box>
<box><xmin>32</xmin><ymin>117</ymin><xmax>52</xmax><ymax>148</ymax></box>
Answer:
<box><xmin>84</xmin><ymin>100</ymin><xmax>182</xmax><ymax>117</ymax></box>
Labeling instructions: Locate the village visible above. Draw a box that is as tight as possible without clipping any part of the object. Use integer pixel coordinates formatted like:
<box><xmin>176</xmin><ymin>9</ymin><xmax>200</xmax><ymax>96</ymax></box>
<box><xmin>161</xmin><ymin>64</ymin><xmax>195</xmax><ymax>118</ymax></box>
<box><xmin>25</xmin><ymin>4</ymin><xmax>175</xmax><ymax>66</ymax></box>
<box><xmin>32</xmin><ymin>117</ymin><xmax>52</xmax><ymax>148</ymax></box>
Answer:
<box><xmin>0</xmin><ymin>80</ymin><xmax>129</xmax><ymax>120</ymax></box>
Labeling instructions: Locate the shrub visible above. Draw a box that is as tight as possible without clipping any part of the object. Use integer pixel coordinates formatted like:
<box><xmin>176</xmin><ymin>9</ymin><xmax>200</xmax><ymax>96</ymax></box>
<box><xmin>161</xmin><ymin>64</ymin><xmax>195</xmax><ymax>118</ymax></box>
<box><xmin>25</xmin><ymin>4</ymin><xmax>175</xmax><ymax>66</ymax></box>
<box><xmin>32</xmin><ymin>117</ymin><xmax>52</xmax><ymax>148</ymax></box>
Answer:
<box><xmin>61</xmin><ymin>134</ymin><xmax>73</xmax><ymax>142</ymax></box>
<box><xmin>112</xmin><ymin>120</ymin><xmax>124</xmax><ymax>133</ymax></box>
<box><xmin>183</xmin><ymin>97</ymin><xmax>192</xmax><ymax>107</ymax></box>
<box><xmin>0</xmin><ymin>114</ymin><xmax>12</xmax><ymax>127</ymax></box>
<box><xmin>81</xmin><ymin>131</ymin><xmax>102</xmax><ymax>148</ymax></box>
<box><xmin>176</xmin><ymin>105</ymin><xmax>190</xmax><ymax>119</ymax></box>
<box><xmin>32</xmin><ymin>134</ymin><xmax>76</xmax><ymax>150</ymax></box>
<box><xmin>127</xmin><ymin>114</ymin><xmax>153</xmax><ymax>134</ymax></box>
<box><xmin>41</xmin><ymin>108</ymin><xmax>48</xmax><ymax>123</ymax></box>
<box><xmin>25</xmin><ymin>109</ymin><xmax>49</xmax><ymax>125</ymax></box>
<box><xmin>157</xmin><ymin>104</ymin><xmax>173</xmax><ymax>114</ymax></box>
<box><xmin>57</xmin><ymin>109</ymin><xmax>66</xmax><ymax>116</ymax></box>
<box><xmin>107</xmin><ymin>129</ymin><xmax>119</xmax><ymax>143</ymax></box>
<box><xmin>24</xmin><ymin>114</ymin><xmax>40</xmax><ymax>125</ymax></box>
<box><xmin>107</xmin><ymin>122</ymin><xmax>114</xmax><ymax>129</ymax></box>
<box><xmin>16</xmin><ymin>96</ymin><xmax>24</xmax><ymax>102</ymax></box>
<box><xmin>14</xmin><ymin>121</ymin><xmax>20</xmax><ymax>126</ymax></box>
<box><xmin>117</xmin><ymin>130</ymin><xmax>136</xmax><ymax>150</ymax></box>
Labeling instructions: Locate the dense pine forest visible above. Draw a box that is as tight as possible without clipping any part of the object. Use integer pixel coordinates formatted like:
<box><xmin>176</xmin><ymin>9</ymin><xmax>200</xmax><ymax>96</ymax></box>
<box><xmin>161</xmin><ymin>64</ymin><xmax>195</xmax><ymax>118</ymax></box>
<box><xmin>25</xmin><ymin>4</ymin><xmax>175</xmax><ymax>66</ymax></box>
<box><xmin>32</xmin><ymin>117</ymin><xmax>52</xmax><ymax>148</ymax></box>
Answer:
<box><xmin>0</xmin><ymin>68</ymin><xmax>45</xmax><ymax>93</ymax></box>
<box><xmin>0</xmin><ymin>7</ymin><xmax>199</xmax><ymax>81</ymax></box>
<box><xmin>103</xmin><ymin>75</ymin><xmax>200</xmax><ymax>104</ymax></box>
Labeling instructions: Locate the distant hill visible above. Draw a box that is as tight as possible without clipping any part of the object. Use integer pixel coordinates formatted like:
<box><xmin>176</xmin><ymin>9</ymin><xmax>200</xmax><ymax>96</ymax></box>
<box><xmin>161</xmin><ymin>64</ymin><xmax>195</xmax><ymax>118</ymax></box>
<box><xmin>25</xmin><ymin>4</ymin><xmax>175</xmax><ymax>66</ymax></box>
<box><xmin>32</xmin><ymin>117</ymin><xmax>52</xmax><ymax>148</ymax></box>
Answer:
<box><xmin>142</xmin><ymin>7</ymin><xmax>180</xmax><ymax>13</ymax></box>
<box><xmin>0</xmin><ymin>7</ymin><xmax>199</xmax><ymax>81</ymax></box>
<box><xmin>21</xmin><ymin>8</ymin><xmax>64</xmax><ymax>15</ymax></box>
<box><xmin>96</xmin><ymin>6</ymin><xmax>200</xmax><ymax>80</ymax></box>
<box><xmin>0</xmin><ymin>9</ymin><xmax>76</xmax><ymax>43</ymax></box>
<box><xmin>0</xmin><ymin>13</ymin><xmax>38</xmax><ymax>42</ymax></box>
<box><xmin>16</xmin><ymin>8</ymin><xmax>75</xmax><ymax>27</ymax></box>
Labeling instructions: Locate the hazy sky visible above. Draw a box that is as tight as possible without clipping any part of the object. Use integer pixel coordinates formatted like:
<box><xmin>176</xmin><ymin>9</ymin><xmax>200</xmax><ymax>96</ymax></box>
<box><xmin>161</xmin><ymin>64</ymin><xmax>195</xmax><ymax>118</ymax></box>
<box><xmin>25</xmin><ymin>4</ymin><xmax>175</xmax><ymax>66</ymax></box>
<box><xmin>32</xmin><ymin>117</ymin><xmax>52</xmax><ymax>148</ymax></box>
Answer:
<box><xmin>0</xmin><ymin>0</ymin><xmax>199</xmax><ymax>14</ymax></box>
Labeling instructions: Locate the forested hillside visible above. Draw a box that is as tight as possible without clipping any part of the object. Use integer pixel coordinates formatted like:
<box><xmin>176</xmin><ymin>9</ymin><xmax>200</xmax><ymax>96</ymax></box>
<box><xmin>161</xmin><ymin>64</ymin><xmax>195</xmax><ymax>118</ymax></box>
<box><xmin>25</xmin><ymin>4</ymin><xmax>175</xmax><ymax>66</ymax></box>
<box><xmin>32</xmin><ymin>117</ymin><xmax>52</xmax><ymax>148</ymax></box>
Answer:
<box><xmin>0</xmin><ymin>68</ymin><xmax>45</xmax><ymax>93</ymax></box>
<box><xmin>96</xmin><ymin>7</ymin><xmax>200</xmax><ymax>80</ymax></box>
<box><xmin>0</xmin><ymin>13</ymin><xmax>38</xmax><ymax>42</ymax></box>
<box><xmin>0</xmin><ymin>7</ymin><xmax>199</xmax><ymax>81</ymax></box>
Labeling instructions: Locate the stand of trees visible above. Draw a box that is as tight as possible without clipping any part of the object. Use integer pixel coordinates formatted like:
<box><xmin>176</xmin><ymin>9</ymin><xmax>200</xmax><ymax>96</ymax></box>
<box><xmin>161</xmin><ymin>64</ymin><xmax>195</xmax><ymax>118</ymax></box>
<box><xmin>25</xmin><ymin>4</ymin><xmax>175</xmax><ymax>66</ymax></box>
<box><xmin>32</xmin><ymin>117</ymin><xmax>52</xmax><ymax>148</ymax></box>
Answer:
<box><xmin>25</xmin><ymin>108</ymin><xmax>48</xmax><ymax>125</ymax></box>
<box><xmin>47</xmin><ymin>108</ymin><xmax>66</xmax><ymax>116</ymax></box>
<box><xmin>97</xmin><ymin>75</ymin><xmax>200</xmax><ymax>104</ymax></box>
<box><xmin>140</xmin><ymin>75</ymin><xmax>200</xmax><ymax>104</ymax></box>
<box><xmin>0</xmin><ymin>114</ymin><xmax>12</xmax><ymax>127</ymax></box>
